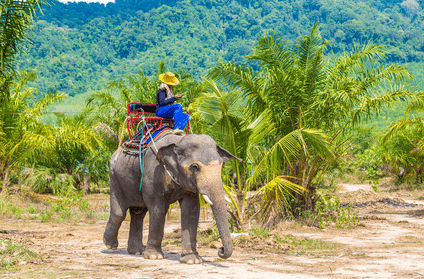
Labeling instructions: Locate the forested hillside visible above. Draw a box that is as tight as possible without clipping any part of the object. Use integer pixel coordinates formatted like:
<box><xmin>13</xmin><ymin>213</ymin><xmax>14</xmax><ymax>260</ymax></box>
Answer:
<box><xmin>18</xmin><ymin>0</ymin><xmax>424</xmax><ymax>96</ymax></box>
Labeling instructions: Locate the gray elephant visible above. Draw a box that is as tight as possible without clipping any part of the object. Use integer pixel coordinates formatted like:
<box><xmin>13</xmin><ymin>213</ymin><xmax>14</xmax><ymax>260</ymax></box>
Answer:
<box><xmin>103</xmin><ymin>133</ymin><xmax>241</xmax><ymax>264</ymax></box>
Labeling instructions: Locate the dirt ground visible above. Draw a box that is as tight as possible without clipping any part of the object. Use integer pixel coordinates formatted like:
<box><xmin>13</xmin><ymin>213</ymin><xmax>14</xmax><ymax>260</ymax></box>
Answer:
<box><xmin>1</xmin><ymin>182</ymin><xmax>424</xmax><ymax>279</ymax></box>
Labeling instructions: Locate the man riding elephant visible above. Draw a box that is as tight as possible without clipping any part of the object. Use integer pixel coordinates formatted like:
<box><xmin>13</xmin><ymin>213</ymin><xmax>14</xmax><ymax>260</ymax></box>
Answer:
<box><xmin>155</xmin><ymin>72</ymin><xmax>189</xmax><ymax>134</ymax></box>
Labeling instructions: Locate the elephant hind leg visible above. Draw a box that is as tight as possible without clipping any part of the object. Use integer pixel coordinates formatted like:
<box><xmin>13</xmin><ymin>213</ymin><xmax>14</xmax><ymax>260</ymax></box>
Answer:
<box><xmin>127</xmin><ymin>207</ymin><xmax>148</xmax><ymax>255</ymax></box>
<box><xmin>103</xmin><ymin>212</ymin><xmax>126</xmax><ymax>249</ymax></box>
<box><xmin>103</xmin><ymin>194</ymin><xmax>127</xmax><ymax>250</ymax></box>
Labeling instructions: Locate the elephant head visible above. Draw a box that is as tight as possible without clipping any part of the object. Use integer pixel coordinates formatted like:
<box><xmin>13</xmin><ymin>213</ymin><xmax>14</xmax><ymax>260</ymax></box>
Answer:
<box><xmin>156</xmin><ymin>134</ymin><xmax>241</xmax><ymax>259</ymax></box>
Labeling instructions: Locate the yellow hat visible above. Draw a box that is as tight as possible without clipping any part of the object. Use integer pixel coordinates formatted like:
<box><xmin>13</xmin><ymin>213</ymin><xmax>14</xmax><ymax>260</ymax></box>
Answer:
<box><xmin>159</xmin><ymin>72</ymin><xmax>179</xmax><ymax>86</ymax></box>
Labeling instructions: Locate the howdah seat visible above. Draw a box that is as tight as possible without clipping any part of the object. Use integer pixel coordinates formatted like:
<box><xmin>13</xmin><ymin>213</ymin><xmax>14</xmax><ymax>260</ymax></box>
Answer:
<box><xmin>126</xmin><ymin>102</ymin><xmax>189</xmax><ymax>147</ymax></box>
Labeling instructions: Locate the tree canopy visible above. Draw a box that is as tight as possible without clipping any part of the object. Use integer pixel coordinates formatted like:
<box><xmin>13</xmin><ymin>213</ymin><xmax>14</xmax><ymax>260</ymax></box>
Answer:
<box><xmin>17</xmin><ymin>0</ymin><xmax>424</xmax><ymax>97</ymax></box>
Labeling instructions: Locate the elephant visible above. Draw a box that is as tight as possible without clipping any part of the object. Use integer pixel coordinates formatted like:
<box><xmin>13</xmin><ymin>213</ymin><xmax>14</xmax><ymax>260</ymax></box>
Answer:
<box><xmin>103</xmin><ymin>133</ymin><xmax>241</xmax><ymax>264</ymax></box>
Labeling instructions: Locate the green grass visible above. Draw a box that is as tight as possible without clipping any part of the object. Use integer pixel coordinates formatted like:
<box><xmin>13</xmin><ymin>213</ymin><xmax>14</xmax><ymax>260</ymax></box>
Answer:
<box><xmin>27</xmin><ymin>206</ymin><xmax>36</xmax><ymax>214</ymax></box>
<box><xmin>249</xmin><ymin>227</ymin><xmax>269</xmax><ymax>238</ymax></box>
<box><xmin>0</xmin><ymin>240</ymin><xmax>39</xmax><ymax>270</ymax></box>
<box><xmin>276</xmin><ymin>235</ymin><xmax>341</xmax><ymax>256</ymax></box>
<box><xmin>230</xmin><ymin>227</ymin><xmax>344</xmax><ymax>257</ymax></box>
<box><xmin>0</xmin><ymin>192</ymin><xmax>108</xmax><ymax>225</ymax></box>
<box><xmin>197</xmin><ymin>228</ymin><xmax>220</xmax><ymax>246</ymax></box>
<box><xmin>304</xmin><ymin>191</ymin><xmax>360</xmax><ymax>229</ymax></box>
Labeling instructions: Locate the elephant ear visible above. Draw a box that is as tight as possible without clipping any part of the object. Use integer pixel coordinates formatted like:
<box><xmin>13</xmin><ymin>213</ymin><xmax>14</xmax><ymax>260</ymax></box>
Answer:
<box><xmin>156</xmin><ymin>143</ymin><xmax>183</xmax><ymax>173</ymax></box>
<box><xmin>217</xmin><ymin>145</ymin><xmax>242</xmax><ymax>164</ymax></box>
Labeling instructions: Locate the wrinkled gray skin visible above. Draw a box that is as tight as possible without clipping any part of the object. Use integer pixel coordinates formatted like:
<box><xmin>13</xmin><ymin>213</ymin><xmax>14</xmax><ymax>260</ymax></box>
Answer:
<box><xmin>103</xmin><ymin>134</ymin><xmax>241</xmax><ymax>264</ymax></box>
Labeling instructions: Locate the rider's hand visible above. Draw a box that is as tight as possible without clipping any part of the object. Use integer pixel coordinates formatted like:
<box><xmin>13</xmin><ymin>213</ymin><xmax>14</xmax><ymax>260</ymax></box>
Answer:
<box><xmin>175</xmin><ymin>94</ymin><xmax>183</xmax><ymax>100</ymax></box>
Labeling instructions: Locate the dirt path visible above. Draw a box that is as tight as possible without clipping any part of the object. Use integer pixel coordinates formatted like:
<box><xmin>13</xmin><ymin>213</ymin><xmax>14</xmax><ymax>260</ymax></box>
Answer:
<box><xmin>1</xmin><ymin>184</ymin><xmax>424</xmax><ymax>278</ymax></box>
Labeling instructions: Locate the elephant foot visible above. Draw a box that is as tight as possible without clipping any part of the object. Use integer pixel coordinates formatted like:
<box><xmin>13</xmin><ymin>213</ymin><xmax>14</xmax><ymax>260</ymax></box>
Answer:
<box><xmin>103</xmin><ymin>233</ymin><xmax>118</xmax><ymax>250</ymax></box>
<box><xmin>127</xmin><ymin>245</ymin><xmax>145</xmax><ymax>255</ymax></box>
<box><xmin>180</xmin><ymin>251</ymin><xmax>202</xmax><ymax>264</ymax></box>
<box><xmin>144</xmin><ymin>248</ymin><xmax>164</xmax><ymax>260</ymax></box>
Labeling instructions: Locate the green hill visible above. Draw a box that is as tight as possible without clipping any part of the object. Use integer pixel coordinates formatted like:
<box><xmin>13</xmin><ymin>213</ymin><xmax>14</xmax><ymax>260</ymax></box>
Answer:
<box><xmin>18</xmin><ymin>0</ymin><xmax>424</xmax><ymax>98</ymax></box>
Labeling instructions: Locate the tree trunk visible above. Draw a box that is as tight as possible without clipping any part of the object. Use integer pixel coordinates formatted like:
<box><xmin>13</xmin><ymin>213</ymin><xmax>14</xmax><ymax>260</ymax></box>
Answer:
<box><xmin>1</xmin><ymin>169</ymin><xmax>10</xmax><ymax>191</ymax></box>
<box><xmin>83</xmin><ymin>174</ymin><xmax>90</xmax><ymax>195</ymax></box>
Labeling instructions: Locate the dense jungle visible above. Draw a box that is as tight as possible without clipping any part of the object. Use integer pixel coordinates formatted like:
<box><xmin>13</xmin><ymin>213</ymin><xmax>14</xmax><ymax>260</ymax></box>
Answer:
<box><xmin>1</xmin><ymin>0</ymin><xmax>424</xmax><ymax>278</ymax></box>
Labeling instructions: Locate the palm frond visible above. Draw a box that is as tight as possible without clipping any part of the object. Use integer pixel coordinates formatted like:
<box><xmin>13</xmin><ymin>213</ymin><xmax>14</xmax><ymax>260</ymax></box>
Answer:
<box><xmin>247</xmin><ymin>108</ymin><xmax>276</xmax><ymax>146</ymax></box>
<box><xmin>207</xmin><ymin>60</ymin><xmax>265</xmax><ymax>117</ymax></box>
<box><xmin>351</xmin><ymin>85</ymin><xmax>411</xmax><ymax>125</ymax></box>
<box><xmin>247</xmin><ymin>30</ymin><xmax>292</xmax><ymax>71</ymax></box>
<box><xmin>25</xmin><ymin>89</ymin><xmax>67</xmax><ymax>120</ymax></box>
<box><xmin>383</xmin><ymin>117</ymin><xmax>424</xmax><ymax>143</ymax></box>
<box><xmin>0</xmin><ymin>0</ymin><xmax>47</xmax><ymax>77</ymax></box>
<box><xmin>405</xmin><ymin>91</ymin><xmax>424</xmax><ymax>113</ymax></box>
<box><xmin>256</xmin><ymin>175</ymin><xmax>306</xmax><ymax>221</ymax></box>
<box><xmin>328</xmin><ymin>42</ymin><xmax>387</xmax><ymax>81</ymax></box>
<box><xmin>356</xmin><ymin>64</ymin><xmax>412</xmax><ymax>93</ymax></box>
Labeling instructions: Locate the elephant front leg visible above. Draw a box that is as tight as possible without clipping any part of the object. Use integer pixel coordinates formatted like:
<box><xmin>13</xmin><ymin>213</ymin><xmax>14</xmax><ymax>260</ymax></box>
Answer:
<box><xmin>144</xmin><ymin>202</ymin><xmax>169</xmax><ymax>259</ymax></box>
<box><xmin>179</xmin><ymin>194</ymin><xmax>202</xmax><ymax>264</ymax></box>
<box><xmin>127</xmin><ymin>207</ymin><xmax>148</xmax><ymax>255</ymax></box>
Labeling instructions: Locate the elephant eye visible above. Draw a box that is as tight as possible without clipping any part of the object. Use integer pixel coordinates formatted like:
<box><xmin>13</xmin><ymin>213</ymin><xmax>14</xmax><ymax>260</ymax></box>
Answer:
<box><xmin>189</xmin><ymin>163</ymin><xmax>201</xmax><ymax>173</ymax></box>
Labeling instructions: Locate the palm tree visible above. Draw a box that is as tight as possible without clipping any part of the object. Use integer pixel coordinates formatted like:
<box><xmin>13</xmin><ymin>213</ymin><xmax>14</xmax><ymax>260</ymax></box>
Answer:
<box><xmin>208</xmin><ymin>24</ymin><xmax>416</xmax><ymax>223</ymax></box>
<box><xmin>190</xmin><ymin>79</ymin><xmax>256</xmax><ymax>229</ymax></box>
<box><xmin>381</xmin><ymin>90</ymin><xmax>424</xmax><ymax>183</ymax></box>
<box><xmin>0</xmin><ymin>71</ymin><xmax>66</xmax><ymax>189</ymax></box>
<box><xmin>0</xmin><ymin>0</ymin><xmax>48</xmax><ymax>101</ymax></box>
<box><xmin>24</xmin><ymin>111</ymin><xmax>107</xmax><ymax>194</ymax></box>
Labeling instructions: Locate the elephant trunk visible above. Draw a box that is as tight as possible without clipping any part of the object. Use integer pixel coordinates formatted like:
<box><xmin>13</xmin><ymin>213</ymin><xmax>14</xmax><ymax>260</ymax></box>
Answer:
<box><xmin>207</xmin><ymin>188</ymin><xmax>233</xmax><ymax>259</ymax></box>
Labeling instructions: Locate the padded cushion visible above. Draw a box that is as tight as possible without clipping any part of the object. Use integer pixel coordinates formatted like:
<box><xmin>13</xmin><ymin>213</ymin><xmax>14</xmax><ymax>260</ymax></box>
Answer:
<box><xmin>129</xmin><ymin>103</ymin><xmax>156</xmax><ymax>114</ymax></box>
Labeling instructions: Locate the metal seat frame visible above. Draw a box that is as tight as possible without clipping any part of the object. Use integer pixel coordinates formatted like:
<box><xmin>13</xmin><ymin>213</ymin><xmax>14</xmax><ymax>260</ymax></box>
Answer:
<box><xmin>127</xmin><ymin>102</ymin><xmax>189</xmax><ymax>140</ymax></box>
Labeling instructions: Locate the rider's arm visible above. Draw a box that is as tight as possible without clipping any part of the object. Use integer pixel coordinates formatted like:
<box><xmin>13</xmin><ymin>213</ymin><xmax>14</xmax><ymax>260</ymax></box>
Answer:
<box><xmin>157</xmin><ymin>89</ymin><xmax>176</xmax><ymax>107</ymax></box>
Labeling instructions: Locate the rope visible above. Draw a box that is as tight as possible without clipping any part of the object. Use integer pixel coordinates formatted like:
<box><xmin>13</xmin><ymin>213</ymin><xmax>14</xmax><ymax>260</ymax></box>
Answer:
<box><xmin>118</xmin><ymin>116</ymin><xmax>131</xmax><ymax>146</ymax></box>
<box><xmin>138</xmin><ymin>109</ymin><xmax>146</xmax><ymax>191</ymax></box>
<box><xmin>139</xmin><ymin>134</ymin><xmax>145</xmax><ymax>191</ymax></box>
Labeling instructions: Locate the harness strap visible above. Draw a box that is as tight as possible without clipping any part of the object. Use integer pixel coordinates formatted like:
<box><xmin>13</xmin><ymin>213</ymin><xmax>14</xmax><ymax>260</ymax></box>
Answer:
<box><xmin>147</xmin><ymin>129</ymin><xmax>182</xmax><ymax>187</ymax></box>
<box><xmin>138</xmin><ymin>118</ymin><xmax>183</xmax><ymax>190</ymax></box>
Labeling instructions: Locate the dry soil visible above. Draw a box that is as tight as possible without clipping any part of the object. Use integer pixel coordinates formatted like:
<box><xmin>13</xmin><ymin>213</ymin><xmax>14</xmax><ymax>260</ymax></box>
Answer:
<box><xmin>1</xmin><ymin>183</ymin><xmax>424</xmax><ymax>279</ymax></box>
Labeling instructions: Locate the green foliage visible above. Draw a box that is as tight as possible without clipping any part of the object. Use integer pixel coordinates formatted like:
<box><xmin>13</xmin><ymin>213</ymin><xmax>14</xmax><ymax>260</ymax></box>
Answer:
<box><xmin>0</xmin><ymin>196</ymin><xmax>25</xmax><ymax>218</ymax></box>
<box><xmin>198</xmin><ymin>227</ymin><xmax>220</xmax><ymax>246</ymax></box>
<box><xmin>207</xmin><ymin>24</ymin><xmax>416</xmax><ymax>226</ymax></box>
<box><xmin>27</xmin><ymin>206</ymin><xmax>36</xmax><ymax>214</ymax></box>
<box><xmin>382</xmin><ymin>121</ymin><xmax>424</xmax><ymax>185</ymax></box>
<box><xmin>355</xmin><ymin>144</ymin><xmax>385</xmax><ymax>182</ymax></box>
<box><xmin>275</xmin><ymin>234</ymin><xmax>341</xmax><ymax>256</ymax></box>
<box><xmin>45</xmin><ymin>184</ymin><xmax>94</xmax><ymax>222</ymax></box>
<box><xmin>15</xmin><ymin>0</ymin><xmax>424</xmax><ymax>98</ymax></box>
<box><xmin>40</xmin><ymin>208</ymin><xmax>53</xmax><ymax>223</ymax></box>
<box><xmin>311</xmin><ymin>192</ymin><xmax>360</xmax><ymax>229</ymax></box>
<box><xmin>249</xmin><ymin>227</ymin><xmax>269</xmax><ymax>238</ymax></box>
<box><xmin>0</xmin><ymin>0</ymin><xmax>47</xmax><ymax>101</ymax></box>
<box><xmin>0</xmin><ymin>71</ymin><xmax>67</xmax><ymax>189</ymax></box>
